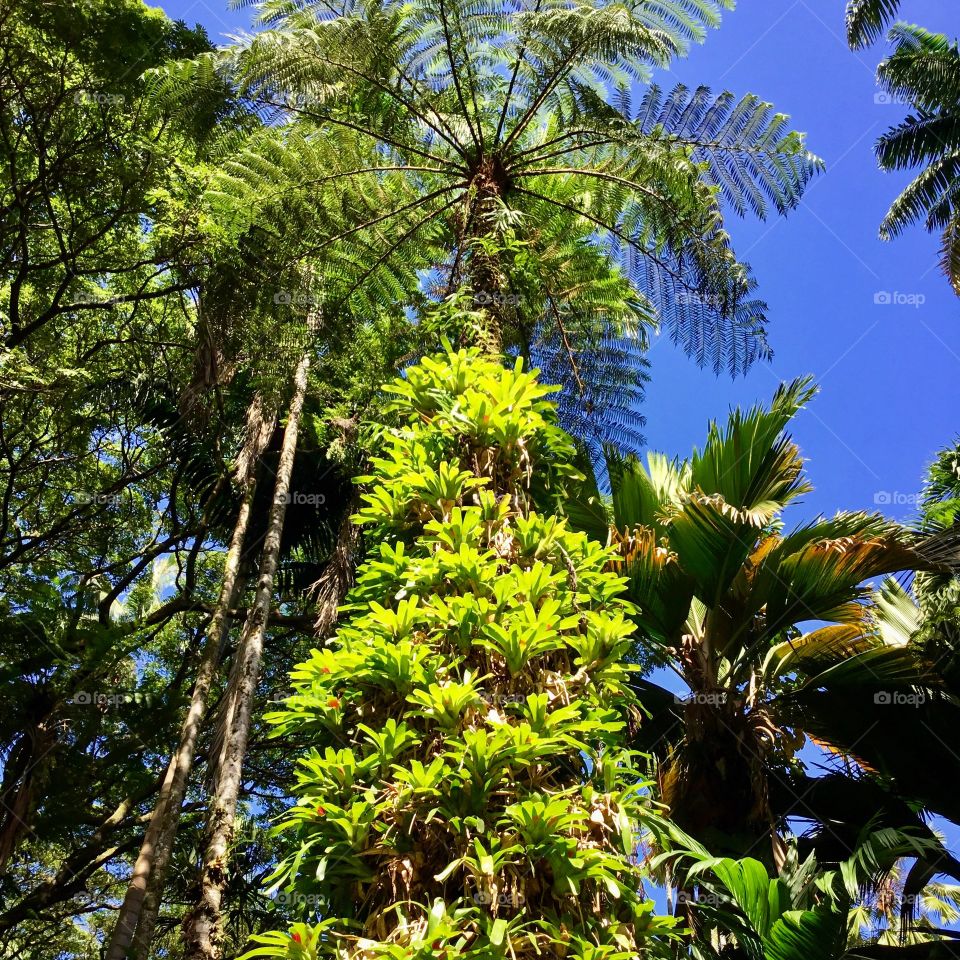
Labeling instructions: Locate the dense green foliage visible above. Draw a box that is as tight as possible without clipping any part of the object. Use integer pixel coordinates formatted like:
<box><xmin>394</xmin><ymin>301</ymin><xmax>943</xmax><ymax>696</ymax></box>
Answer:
<box><xmin>148</xmin><ymin>0</ymin><xmax>819</xmax><ymax>451</ymax></box>
<box><xmin>2</xmin><ymin>0</ymin><xmax>959</xmax><ymax>959</ymax></box>
<box><xmin>569</xmin><ymin>382</ymin><xmax>957</xmax><ymax>861</ymax></box>
<box><xmin>248</xmin><ymin>348</ymin><xmax>680</xmax><ymax>957</ymax></box>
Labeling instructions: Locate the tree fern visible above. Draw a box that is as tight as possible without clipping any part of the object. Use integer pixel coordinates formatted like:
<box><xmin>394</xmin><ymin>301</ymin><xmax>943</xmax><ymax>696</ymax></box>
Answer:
<box><xmin>145</xmin><ymin>0</ymin><xmax>819</xmax><ymax>448</ymax></box>
<box><xmin>636</xmin><ymin>82</ymin><xmax>821</xmax><ymax>218</ymax></box>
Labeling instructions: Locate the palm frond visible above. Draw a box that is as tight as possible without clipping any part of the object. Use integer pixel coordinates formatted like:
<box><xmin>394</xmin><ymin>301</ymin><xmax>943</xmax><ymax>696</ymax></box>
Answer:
<box><xmin>877</xmin><ymin>25</ymin><xmax>960</xmax><ymax>109</ymax></box>
<box><xmin>846</xmin><ymin>0</ymin><xmax>902</xmax><ymax>49</ymax></box>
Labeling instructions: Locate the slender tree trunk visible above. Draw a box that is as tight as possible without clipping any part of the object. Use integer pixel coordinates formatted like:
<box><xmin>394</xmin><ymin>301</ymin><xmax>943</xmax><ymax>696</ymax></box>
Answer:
<box><xmin>311</xmin><ymin>494</ymin><xmax>360</xmax><ymax>638</ymax></box>
<box><xmin>0</xmin><ymin>722</ymin><xmax>53</xmax><ymax>874</ymax></box>
<box><xmin>105</xmin><ymin>481</ymin><xmax>256</xmax><ymax>960</ymax></box>
<box><xmin>463</xmin><ymin>183</ymin><xmax>508</xmax><ymax>355</ymax></box>
<box><xmin>182</xmin><ymin>349</ymin><xmax>311</xmax><ymax>960</ymax></box>
<box><xmin>130</xmin><ymin>860</ymin><xmax>165</xmax><ymax>960</ymax></box>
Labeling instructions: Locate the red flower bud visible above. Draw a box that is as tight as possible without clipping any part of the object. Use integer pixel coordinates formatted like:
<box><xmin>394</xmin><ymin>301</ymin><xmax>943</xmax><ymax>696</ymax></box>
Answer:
<box><xmin>292</xmin><ymin>932</ymin><xmax>302</xmax><ymax>944</ymax></box>
<box><xmin>327</xmin><ymin>697</ymin><xmax>341</xmax><ymax>709</ymax></box>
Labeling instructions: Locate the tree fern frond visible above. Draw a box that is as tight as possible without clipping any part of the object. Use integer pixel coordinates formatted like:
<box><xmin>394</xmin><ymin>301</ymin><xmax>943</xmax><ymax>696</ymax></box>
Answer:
<box><xmin>638</xmin><ymin>83</ymin><xmax>822</xmax><ymax>217</ymax></box>
<box><xmin>177</xmin><ymin>0</ymin><xmax>817</xmax><ymax>454</ymax></box>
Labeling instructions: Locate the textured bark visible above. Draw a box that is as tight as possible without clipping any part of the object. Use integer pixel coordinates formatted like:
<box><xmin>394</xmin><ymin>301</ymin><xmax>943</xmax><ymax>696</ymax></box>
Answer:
<box><xmin>104</xmin><ymin>482</ymin><xmax>255</xmax><ymax>960</ymax></box>
<box><xmin>182</xmin><ymin>350</ymin><xmax>311</xmax><ymax>960</ymax></box>
<box><xmin>131</xmin><ymin>863</ymin><xmax>165</xmax><ymax>960</ymax></box>
<box><xmin>105</xmin><ymin>390</ymin><xmax>277</xmax><ymax>960</ymax></box>
<box><xmin>312</xmin><ymin>495</ymin><xmax>360</xmax><ymax>637</ymax></box>
<box><xmin>463</xmin><ymin>178</ymin><xmax>509</xmax><ymax>355</ymax></box>
<box><xmin>125</xmin><ymin>392</ymin><xmax>278</xmax><ymax>960</ymax></box>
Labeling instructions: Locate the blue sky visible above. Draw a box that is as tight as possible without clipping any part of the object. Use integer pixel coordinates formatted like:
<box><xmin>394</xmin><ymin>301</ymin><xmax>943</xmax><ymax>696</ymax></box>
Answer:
<box><xmin>645</xmin><ymin>0</ymin><xmax>960</xmax><ymax>530</ymax></box>
<box><xmin>159</xmin><ymin>0</ymin><xmax>960</xmax><ymax>528</ymax></box>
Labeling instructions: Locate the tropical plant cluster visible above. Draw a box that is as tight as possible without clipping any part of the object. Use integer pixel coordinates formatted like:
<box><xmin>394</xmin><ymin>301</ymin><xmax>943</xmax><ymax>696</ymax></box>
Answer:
<box><xmin>2</xmin><ymin>0</ymin><xmax>960</xmax><ymax>959</ymax></box>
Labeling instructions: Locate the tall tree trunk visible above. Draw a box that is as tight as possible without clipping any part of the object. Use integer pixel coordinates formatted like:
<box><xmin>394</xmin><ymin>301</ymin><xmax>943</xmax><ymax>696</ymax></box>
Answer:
<box><xmin>463</xmin><ymin>182</ymin><xmax>508</xmax><ymax>355</ymax></box>
<box><xmin>106</xmin><ymin>392</ymin><xmax>276</xmax><ymax>960</ymax></box>
<box><xmin>105</xmin><ymin>481</ymin><xmax>255</xmax><ymax>960</ymax></box>
<box><xmin>130</xmin><ymin>858</ymin><xmax>166</xmax><ymax>960</ymax></box>
<box><xmin>0</xmin><ymin>721</ymin><xmax>54</xmax><ymax>874</ymax></box>
<box><xmin>182</xmin><ymin>349</ymin><xmax>311</xmax><ymax>960</ymax></box>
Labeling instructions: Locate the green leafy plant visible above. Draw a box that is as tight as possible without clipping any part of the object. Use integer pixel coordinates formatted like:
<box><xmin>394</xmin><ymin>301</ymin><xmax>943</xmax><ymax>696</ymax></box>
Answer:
<box><xmin>151</xmin><ymin>0</ymin><xmax>821</xmax><ymax>454</ymax></box>
<box><xmin>567</xmin><ymin>380</ymin><xmax>955</xmax><ymax>866</ymax></box>
<box><xmin>843</xmin><ymin>1</ymin><xmax>960</xmax><ymax>292</ymax></box>
<box><xmin>246</xmin><ymin>346</ymin><xmax>681</xmax><ymax>958</ymax></box>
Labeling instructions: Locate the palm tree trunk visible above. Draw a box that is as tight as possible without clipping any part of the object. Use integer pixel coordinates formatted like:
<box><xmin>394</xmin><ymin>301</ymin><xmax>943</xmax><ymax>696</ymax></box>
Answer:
<box><xmin>182</xmin><ymin>349</ymin><xmax>311</xmax><ymax>960</ymax></box>
<box><xmin>105</xmin><ymin>480</ymin><xmax>256</xmax><ymax>960</ymax></box>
